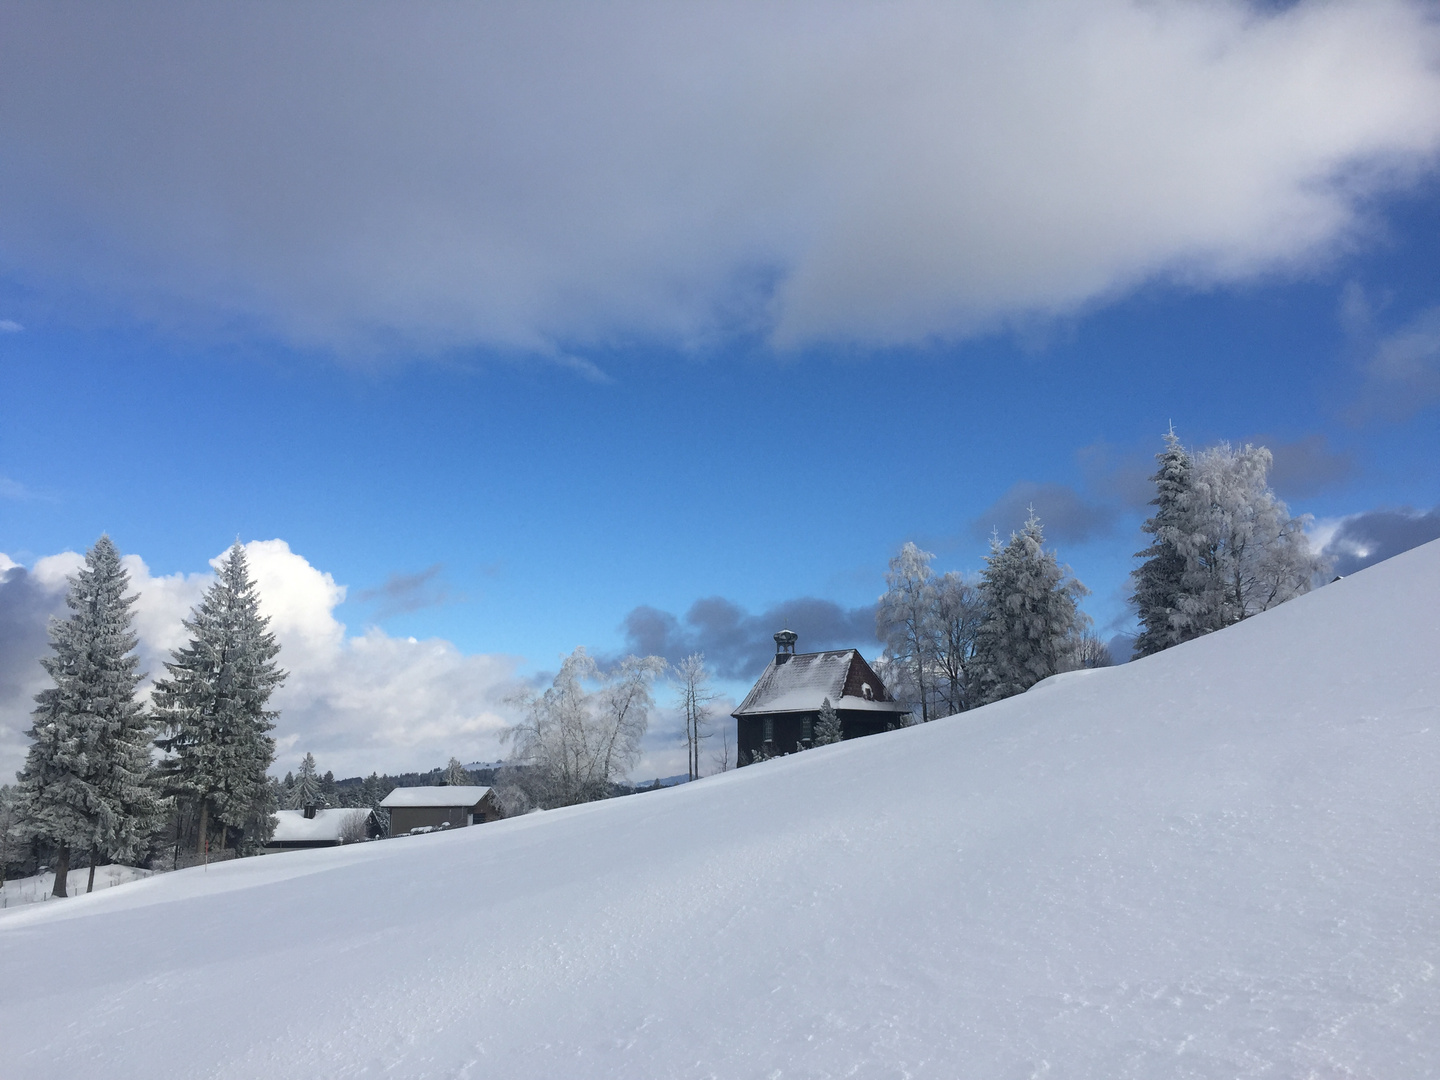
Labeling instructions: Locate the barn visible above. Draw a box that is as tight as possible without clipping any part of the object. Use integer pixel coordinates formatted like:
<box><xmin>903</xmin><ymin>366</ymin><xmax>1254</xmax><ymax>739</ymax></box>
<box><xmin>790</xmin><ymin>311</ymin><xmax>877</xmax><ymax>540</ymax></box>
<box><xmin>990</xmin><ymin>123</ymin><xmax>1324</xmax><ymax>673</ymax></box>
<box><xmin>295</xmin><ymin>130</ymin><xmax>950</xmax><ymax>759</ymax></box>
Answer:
<box><xmin>732</xmin><ymin>630</ymin><xmax>909</xmax><ymax>763</ymax></box>
<box><xmin>378</xmin><ymin>785</ymin><xmax>503</xmax><ymax>835</ymax></box>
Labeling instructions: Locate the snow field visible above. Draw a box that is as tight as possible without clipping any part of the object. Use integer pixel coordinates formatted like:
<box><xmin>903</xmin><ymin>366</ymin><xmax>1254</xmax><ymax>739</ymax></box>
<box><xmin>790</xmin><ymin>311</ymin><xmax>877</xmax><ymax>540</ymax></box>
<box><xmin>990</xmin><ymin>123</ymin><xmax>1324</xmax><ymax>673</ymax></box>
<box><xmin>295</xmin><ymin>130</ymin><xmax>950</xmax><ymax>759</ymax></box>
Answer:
<box><xmin>2</xmin><ymin>541</ymin><xmax>1438</xmax><ymax>1078</ymax></box>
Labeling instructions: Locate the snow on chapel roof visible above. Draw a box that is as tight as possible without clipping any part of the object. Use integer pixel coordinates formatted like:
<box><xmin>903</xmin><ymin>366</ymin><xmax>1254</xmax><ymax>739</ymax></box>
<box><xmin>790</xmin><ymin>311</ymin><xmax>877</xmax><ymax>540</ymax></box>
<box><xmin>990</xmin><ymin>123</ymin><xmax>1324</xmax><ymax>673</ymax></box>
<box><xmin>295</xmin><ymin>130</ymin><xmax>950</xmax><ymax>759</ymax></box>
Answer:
<box><xmin>379</xmin><ymin>785</ymin><xmax>493</xmax><ymax>809</ymax></box>
<box><xmin>733</xmin><ymin>649</ymin><xmax>906</xmax><ymax>717</ymax></box>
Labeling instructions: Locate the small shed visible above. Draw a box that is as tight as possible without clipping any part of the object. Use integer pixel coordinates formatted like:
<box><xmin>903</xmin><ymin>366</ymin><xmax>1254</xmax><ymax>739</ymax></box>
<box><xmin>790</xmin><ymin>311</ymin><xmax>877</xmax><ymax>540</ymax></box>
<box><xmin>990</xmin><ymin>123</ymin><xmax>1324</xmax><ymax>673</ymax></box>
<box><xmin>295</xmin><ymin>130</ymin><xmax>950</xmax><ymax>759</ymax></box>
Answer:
<box><xmin>379</xmin><ymin>786</ymin><xmax>503</xmax><ymax>835</ymax></box>
<box><xmin>733</xmin><ymin>630</ymin><xmax>909</xmax><ymax>763</ymax></box>
<box><xmin>268</xmin><ymin>806</ymin><xmax>377</xmax><ymax>849</ymax></box>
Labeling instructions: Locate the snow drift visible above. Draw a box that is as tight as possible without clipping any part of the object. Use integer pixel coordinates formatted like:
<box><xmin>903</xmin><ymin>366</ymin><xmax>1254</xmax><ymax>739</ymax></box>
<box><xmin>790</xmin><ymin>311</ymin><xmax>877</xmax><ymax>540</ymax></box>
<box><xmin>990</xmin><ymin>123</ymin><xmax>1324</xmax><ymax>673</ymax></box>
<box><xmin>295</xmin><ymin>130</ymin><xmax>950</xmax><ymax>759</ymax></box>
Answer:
<box><xmin>3</xmin><ymin>541</ymin><xmax>1439</xmax><ymax>1078</ymax></box>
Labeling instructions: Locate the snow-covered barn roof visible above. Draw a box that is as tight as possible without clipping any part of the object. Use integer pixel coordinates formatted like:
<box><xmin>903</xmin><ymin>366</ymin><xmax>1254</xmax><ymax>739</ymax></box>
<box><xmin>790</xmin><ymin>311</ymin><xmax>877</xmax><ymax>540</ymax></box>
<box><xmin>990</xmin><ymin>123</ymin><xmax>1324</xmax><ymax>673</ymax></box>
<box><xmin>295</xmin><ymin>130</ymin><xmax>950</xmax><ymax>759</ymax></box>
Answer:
<box><xmin>379</xmin><ymin>786</ymin><xmax>493</xmax><ymax>809</ymax></box>
<box><xmin>733</xmin><ymin>650</ymin><xmax>907</xmax><ymax>717</ymax></box>
<box><xmin>270</xmin><ymin>807</ymin><xmax>372</xmax><ymax>844</ymax></box>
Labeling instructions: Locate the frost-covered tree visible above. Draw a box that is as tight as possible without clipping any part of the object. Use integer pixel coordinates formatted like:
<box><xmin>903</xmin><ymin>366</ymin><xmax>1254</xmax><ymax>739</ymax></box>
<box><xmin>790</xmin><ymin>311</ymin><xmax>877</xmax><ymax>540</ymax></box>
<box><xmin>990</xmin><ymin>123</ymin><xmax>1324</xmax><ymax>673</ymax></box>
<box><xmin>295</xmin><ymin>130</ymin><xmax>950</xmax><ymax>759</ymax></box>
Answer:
<box><xmin>1171</xmin><ymin>442</ymin><xmax>1325</xmax><ymax>636</ymax></box>
<box><xmin>502</xmin><ymin>648</ymin><xmax>665</xmax><ymax>808</ymax></box>
<box><xmin>1131</xmin><ymin>430</ymin><xmax>1193</xmax><ymax>657</ymax></box>
<box><xmin>1073</xmin><ymin>629</ymin><xmax>1115</xmax><ymax>669</ymax></box>
<box><xmin>932</xmin><ymin>571</ymin><xmax>984</xmax><ymax>717</ymax></box>
<box><xmin>290</xmin><ymin>753</ymin><xmax>323</xmax><ymax>808</ymax></box>
<box><xmin>1131</xmin><ymin>435</ymin><xmax>1324</xmax><ymax>653</ymax></box>
<box><xmin>153</xmin><ymin>542</ymin><xmax>285</xmax><ymax>856</ymax></box>
<box><xmin>975</xmin><ymin>513</ymin><xmax>1090</xmax><ymax>705</ymax></box>
<box><xmin>442</xmin><ymin>757</ymin><xmax>473</xmax><ymax>786</ymax></box>
<box><xmin>813</xmin><ymin>697</ymin><xmax>843</xmax><ymax>745</ymax></box>
<box><xmin>0</xmin><ymin>784</ymin><xmax>28</xmax><ymax>888</ymax></box>
<box><xmin>16</xmin><ymin>536</ymin><xmax>157</xmax><ymax>897</ymax></box>
<box><xmin>673</xmin><ymin>653</ymin><xmax>715</xmax><ymax>781</ymax></box>
<box><xmin>876</xmin><ymin>542</ymin><xmax>939</xmax><ymax>722</ymax></box>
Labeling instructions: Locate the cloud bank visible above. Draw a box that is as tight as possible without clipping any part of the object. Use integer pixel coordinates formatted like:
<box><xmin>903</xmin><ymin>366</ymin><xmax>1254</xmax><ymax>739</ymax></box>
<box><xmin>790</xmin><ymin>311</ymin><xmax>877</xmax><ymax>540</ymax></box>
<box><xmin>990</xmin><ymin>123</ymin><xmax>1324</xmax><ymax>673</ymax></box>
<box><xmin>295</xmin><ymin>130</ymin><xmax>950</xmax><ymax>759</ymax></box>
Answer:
<box><xmin>623</xmin><ymin>596</ymin><xmax>879</xmax><ymax>682</ymax></box>
<box><xmin>2</xmin><ymin>1</ymin><xmax>1438</xmax><ymax>356</ymax></box>
<box><xmin>0</xmin><ymin>541</ymin><xmax>524</xmax><ymax>783</ymax></box>
<box><xmin>1315</xmin><ymin>506</ymin><xmax>1440</xmax><ymax>577</ymax></box>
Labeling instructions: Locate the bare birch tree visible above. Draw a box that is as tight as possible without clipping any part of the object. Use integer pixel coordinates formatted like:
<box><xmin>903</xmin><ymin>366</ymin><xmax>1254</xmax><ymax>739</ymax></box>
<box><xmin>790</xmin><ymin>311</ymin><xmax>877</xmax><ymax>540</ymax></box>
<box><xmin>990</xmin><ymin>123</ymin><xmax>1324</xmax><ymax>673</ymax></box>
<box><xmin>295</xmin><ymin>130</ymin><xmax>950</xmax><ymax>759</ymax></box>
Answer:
<box><xmin>673</xmin><ymin>653</ymin><xmax>715</xmax><ymax>781</ymax></box>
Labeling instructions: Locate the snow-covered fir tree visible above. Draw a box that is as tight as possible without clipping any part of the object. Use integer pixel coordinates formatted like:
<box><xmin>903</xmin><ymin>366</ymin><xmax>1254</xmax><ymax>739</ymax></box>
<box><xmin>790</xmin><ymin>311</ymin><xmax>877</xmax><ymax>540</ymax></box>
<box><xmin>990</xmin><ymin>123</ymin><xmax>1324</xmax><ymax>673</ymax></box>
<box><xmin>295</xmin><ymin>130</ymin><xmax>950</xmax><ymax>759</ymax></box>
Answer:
<box><xmin>975</xmin><ymin>513</ymin><xmax>1089</xmax><ymax>705</ymax></box>
<box><xmin>0</xmin><ymin>784</ymin><xmax>28</xmax><ymax>888</ymax></box>
<box><xmin>362</xmin><ymin>772</ymin><xmax>392</xmax><ymax>835</ymax></box>
<box><xmin>813</xmin><ymin>697</ymin><xmax>842</xmax><ymax>745</ymax></box>
<box><xmin>16</xmin><ymin>536</ymin><xmax>158</xmax><ymax>897</ymax></box>
<box><xmin>442</xmin><ymin>757</ymin><xmax>472</xmax><ymax>786</ymax></box>
<box><xmin>1131</xmin><ymin>430</ymin><xmax>1193</xmax><ymax>658</ymax></box>
<box><xmin>153</xmin><ymin>542</ymin><xmax>285</xmax><ymax>856</ymax></box>
<box><xmin>290</xmin><ymin>753</ymin><xmax>323</xmax><ymax>808</ymax></box>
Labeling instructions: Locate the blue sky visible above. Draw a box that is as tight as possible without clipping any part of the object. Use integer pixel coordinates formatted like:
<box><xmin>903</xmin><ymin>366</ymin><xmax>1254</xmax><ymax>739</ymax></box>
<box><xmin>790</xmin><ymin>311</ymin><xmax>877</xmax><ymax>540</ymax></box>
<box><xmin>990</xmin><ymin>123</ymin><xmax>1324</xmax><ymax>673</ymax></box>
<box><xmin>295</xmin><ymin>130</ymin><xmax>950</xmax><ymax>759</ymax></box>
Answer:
<box><xmin>3</xmin><ymin>1</ymin><xmax>1440</xmax><ymax>779</ymax></box>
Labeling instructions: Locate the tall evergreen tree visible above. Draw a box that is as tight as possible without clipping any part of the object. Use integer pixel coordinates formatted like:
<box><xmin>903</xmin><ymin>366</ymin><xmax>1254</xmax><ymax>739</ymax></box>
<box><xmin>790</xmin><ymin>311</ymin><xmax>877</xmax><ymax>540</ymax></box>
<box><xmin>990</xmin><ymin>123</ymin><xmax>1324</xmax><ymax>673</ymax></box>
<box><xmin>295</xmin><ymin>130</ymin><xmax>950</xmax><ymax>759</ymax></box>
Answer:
<box><xmin>975</xmin><ymin>513</ymin><xmax>1089</xmax><ymax>705</ymax></box>
<box><xmin>813</xmin><ymin>697</ymin><xmax>842</xmax><ymax>745</ymax></box>
<box><xmin>153</xmin><ymin>542</ymin><xmax>285</xmax><ymax>856</ymax></box>
<box><xmin>290</xmin><ymin>753</ymin><xmax>322</xmax><ymax>808</ymax></box>
<box><xmin>16</xmin><ymin>536</ymin><xmax>157</xmax><ymax>897</ymax></box>
<box><xmin>1131</xmin><ymin>430</ymin><xmax>1193</xmax><ymax>658</ymax></box>
<box><xmin>442</xmin><ymin>757</ymin><xmax>473</xmax><ymax>786</ymax></box>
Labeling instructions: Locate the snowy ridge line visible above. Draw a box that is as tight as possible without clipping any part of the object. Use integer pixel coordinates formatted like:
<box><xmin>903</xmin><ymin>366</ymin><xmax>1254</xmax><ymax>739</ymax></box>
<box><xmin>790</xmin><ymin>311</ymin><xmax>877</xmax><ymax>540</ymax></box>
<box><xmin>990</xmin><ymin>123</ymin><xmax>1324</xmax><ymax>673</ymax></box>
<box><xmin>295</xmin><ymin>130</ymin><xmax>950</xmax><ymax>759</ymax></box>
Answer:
<box><xmin>1</xmin><ymin>540</ymin><xmax>1438</xmax><ymax>1077</ymax></box>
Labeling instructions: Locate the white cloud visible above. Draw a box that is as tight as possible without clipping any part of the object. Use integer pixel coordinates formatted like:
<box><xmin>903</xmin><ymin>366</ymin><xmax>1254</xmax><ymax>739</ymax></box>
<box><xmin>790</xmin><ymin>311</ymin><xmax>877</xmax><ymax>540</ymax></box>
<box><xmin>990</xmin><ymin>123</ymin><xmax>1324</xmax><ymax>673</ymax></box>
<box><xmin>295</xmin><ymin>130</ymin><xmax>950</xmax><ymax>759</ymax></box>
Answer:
<box><xmin>1</xmin><ymin>2</ymin><xmax>1437</xmax><ymax>356</ymax></box>
<box><xmin>0</xmin><ymin>541</ymin><xmax>527</xmax><ymax>781</ymax></box>
<box><xmin>0</xmin><ymin>320</ymin><xmax>21</xmax><ymax>333</ymax></box>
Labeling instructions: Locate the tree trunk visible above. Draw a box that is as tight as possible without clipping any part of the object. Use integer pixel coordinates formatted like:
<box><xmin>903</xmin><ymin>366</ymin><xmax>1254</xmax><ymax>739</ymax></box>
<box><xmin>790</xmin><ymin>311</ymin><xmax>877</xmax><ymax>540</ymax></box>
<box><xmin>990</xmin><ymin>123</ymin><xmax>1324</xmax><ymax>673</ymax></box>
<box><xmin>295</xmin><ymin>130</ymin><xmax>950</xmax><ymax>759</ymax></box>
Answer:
<box><xmin>196</xmin><ymin>799</ymin><xmax>209</xmax><ymax>857</ymax></box>
<box><xmin>52</xmin><ymin>843</ymin><xmax>70</xmax><ymax>898</ymax></box>
<box><xmin>87</xmin><ymin>846</ymin><xmax>98</xmax><ymax>894</ymax></box>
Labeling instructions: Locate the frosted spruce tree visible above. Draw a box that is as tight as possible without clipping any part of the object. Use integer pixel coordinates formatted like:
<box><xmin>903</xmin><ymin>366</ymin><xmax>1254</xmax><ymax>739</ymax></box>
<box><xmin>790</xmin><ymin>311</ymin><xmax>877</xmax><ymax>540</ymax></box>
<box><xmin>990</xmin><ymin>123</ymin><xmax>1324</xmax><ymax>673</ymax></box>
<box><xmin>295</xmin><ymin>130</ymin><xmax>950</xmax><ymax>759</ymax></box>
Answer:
<box><xmin>443</xmin><ymin>757</ymin><xmax>473</xmax><ymax>786</ymax></box>
<box><xmin>813</xmin><ymin>697</ymin><xmax>843</xmax><ymax>745</ymax></box>
<box><xmin>290</xmin><ymin>753</ymin><xmax>323</xmax><ymax>808</ymax></box>
<box><xmin>1171</xmin><ymin>443</ymin><xmax>1324</xmax><ymax>638</ymax></box>
<box><xmin>153</xmin><ymin>542</ymin><xmax>285</xmax><ymax>857</ymax></box>
<box><xmin>975</xmin><ymin>513</ymin><xmax>1089</xmax><ymax>705</ymax></box>
<box><xmin>17</xmin><ymin>536</ymin><xmax>157</xmax><ymax>897</ymax></box>
<box><xmin>1131</xmin><ymin>430</ymin><xmax>1193</xmax><ymax>658</ymax></box>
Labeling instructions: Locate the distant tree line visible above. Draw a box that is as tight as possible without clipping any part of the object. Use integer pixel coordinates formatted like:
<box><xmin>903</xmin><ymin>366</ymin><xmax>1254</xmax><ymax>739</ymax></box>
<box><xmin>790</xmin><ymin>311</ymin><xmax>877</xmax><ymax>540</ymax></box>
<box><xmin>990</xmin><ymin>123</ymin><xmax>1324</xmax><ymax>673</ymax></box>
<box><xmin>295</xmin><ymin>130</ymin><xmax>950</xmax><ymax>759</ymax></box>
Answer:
<box><xmin>875</xmin><ymin>431</ymin><xmax>1323</xmax><ymax>722</ymax></box>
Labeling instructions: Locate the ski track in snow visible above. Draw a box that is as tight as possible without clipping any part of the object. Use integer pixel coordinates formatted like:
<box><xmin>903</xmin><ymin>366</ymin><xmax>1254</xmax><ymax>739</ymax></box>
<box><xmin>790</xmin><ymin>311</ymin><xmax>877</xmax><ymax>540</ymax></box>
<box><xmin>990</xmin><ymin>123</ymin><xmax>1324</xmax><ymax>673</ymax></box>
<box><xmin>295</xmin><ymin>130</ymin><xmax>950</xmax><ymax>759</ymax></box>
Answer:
<box><xmin>2</xmin><ymin>542</ymin><xmax>1439</xmax><ymax>1078</ymax></box>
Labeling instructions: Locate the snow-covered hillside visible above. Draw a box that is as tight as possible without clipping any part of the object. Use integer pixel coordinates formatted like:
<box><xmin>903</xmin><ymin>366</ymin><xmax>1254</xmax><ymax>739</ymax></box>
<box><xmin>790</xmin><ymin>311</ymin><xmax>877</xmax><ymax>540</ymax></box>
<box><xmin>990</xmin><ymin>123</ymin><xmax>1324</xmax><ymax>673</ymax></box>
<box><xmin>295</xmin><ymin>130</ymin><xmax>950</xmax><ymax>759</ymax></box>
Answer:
<box><xmin>3</xmin><ymin>542</ymin><xmax>1439</xmax><ymax>1079</ymax></box>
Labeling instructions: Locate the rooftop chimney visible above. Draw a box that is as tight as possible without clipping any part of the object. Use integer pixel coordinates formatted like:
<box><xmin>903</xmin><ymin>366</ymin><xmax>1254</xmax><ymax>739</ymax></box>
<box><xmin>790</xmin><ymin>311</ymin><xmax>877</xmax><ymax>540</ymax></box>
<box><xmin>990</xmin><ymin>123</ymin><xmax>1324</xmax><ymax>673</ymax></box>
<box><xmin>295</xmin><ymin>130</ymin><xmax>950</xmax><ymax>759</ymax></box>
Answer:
<box><xmin>774</xmin><ymin>628</ymin><xmax>798</xmax><ymax>664</ymax></box>
<box><xmin>303</xmin><ymin>802</ymin><xmax>318</xmax><ymax>819</ymax></box>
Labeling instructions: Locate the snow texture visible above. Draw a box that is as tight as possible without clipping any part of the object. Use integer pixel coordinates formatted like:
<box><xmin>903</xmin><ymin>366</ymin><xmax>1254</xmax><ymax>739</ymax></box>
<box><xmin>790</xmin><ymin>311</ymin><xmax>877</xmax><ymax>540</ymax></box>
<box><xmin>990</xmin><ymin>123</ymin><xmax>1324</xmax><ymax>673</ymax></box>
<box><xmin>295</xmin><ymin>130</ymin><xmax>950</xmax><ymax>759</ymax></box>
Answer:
<box><xmin>377</xmin><ymin>785</ymin><xmax>492</xmax><ymax>809</ymax></box>
<box><xmin>269</xmin><ymin>808</ymin><xmax>370</xmax><ymax>845</ymax></box>
<box><xmin>2</xmin><ymin>540</ymin><xmax>1439</xmax><ymax>1077</ymax></box>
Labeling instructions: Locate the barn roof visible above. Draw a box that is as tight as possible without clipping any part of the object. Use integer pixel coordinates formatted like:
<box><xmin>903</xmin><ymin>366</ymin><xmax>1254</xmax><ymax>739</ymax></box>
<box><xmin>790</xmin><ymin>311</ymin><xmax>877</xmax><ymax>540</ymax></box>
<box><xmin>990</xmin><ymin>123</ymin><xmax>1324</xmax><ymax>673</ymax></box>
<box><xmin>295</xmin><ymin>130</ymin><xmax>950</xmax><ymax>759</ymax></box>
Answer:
<box><xmin>271</xmin><ymin>807</ymin><xmax>372</xmax><ymax>844</ymax></box>
<box><xmin>379</xmin><ymin>785</ymin><xmax>493</xmax><ymax>809</ymax></box>
<box><xmin>732</xmin><ymin>650</ymin><xmax>907</xmax><ymax>717</ymax></box>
